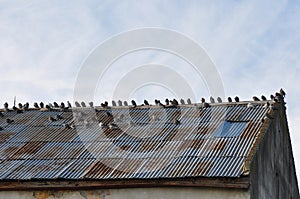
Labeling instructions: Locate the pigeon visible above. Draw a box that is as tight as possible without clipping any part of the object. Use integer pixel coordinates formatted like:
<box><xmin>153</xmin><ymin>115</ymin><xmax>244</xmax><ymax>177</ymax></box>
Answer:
<box><xmin>67</xmin><ymin>101</ymin><xmax>72</xmax><ymax>108</ymax></box>
<box><xmin>144</xmin><ymin>100</ymin><xmax>149</xmax><ymax>106</ymax></box>
<box><xmin>112</xmin><ymin>100</ymin><xmax>117</xmax><ymax>106</ymax></box>
<box><xmin>60</xmin><ymin>102</ymin><xmax>65</xmax><ymax>110</ymax></box>
<box><xmin>48</xmin><ymin>116</ymin><xmax>56</xmax><ymax>122</ymax></box>
<box><xmin>247</xmin><ymin>103</ymin><xmax>254</xmax><ymax>108</ymax></box>
<box><xmin>88</xmin><ymin>102</ymin><xmax>94</xmax><ymax>108</ymax></box>
<box><xmin>75</xmin><ymin>101</ymin><xmax>81</xmax><ymax>107</ymax></box>
<box><xmin>203</xmin><ymin>102</ymin><xmax>210</xmax><ymax>108</ymax></box>
<box><xmin>173</xmin><ymin>119</ymin><xmax>181</xmax><ymax>125</ymax></box>
<box><xmin>201</xmin><ymin>98</ymin><xmax>205</xmax><ymax>103</ymax></box>
<box><xmin>123</xmin><ymin>101</ymin><xmax>128</xmax><ymax>106</ymax></box>
<box><xmin>173</xmin><ymin>99</ymin><xmax>179</xmax><ymax>105</ymax></box>
<box><xmin>80</xmin><ymin>102</ymin><xmax>86</xmax><ymax>107</ymax></box>
<box><xmin>45</xmin><ymin>105</ymin><xmax>51</xmax><ymax>110</ymax></box>
<box><xmin>165</xmin><ymin>99</ymin><xmax>170</xmax><ymax>105</ymax></box>
<box><xmin>253</xmin><ymin>96</ymin><xmax>260</xmax><ymax>101</ymax></box>
<box><xmin>210</xmin><ymin>97</ymin><xmax>215</xmax><ymax>103</ymax></box>
<box><xmin>6</xmin><ymin>118</ymin><xmax>14</xmax><ymax>124</ymax></box>
<box><xmin>217</xmin><ymin>97</ymin><xmax>222</xmax><ymax>103</ymax></box>
<box><xmin>12</xmin><ymin>106</ymin><xmax>18</xmax><ymax>111</ymax></box>
<box><xmin>234</xmin><ymin>96</ymin><xmax>239</xmax><ymax>102</ymax></box>
<box><xmin>104</xmin><ymin>101</ymin><xmax>108</xmax><ymax>107</ymax></box>
<box><xmin>18</xmin><ymin>103</ymin><xmax>23</xmax><ymax>109</ymax></box>
<box><xmin>53</xmin><ymin>102</ymin><xmax>59</xmax><ymax>108</ymax></box>
<box><xmin>56</xmin><ymin>114</ymin><xmax>63</xmax><ymax>120</ymax></box>
<box><xmin>131</xmin><ymin>100</ymin><xmax>137</xmax><ymax>107</ymax></box>
<box><xmin>39</xmin><ymin>102</ymin><xmax>44</xmax><ymax>108</ymax></box>
<box><xmin>180</xmin><ymin>99</ymin><xmax>185</xmax><ymax>105</ymax></box>
<box><xmin>227</xmin><ymin>97</ymin><xmax>232</xmax><ymax>103</ymax></box>
<box><xmin>117</xmin><ymin>100</ymin><xmax>123</xmax><ymax>106</ymax></box>
<box><xmin>280</xmin><ymin>88</ymin><xmax>286</xmax><ymax>97</ymax></box>
<box><xmin>4</xmin><ymin>102</ymin><xmax>8</xmax><ymax>111</ymax></box>
<box><xmin>261</xmin><ymin>95</ymin><xmax>267</xmax><ymax>101</ymax></box>
<box><xmin>270</xmin><ymin>94</ymin><xmax>275</xmax><ymax>100</ymax></box>
<box><xmin>24</xmin><ymin>102</ymin><xmax>29</xmax><ymax>110</ymax></box>
<box><xmin>33</xmin><ymin>102</ymin><xmax>39</xmax><ymax>109</ymax></box>
<box><xmin>187</xmin><ymin>98</ymin><xmax>192</xmax><ymax>104</ymax></box>
<box><xmin>263</xmin><ymin>102</ymin><xmax>270</xmax><ymax>109</ymax></box>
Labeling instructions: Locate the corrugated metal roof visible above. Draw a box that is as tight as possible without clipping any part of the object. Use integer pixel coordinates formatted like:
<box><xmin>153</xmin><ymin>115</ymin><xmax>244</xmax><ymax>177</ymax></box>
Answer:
<box><xmin>0</xmin><ymin>100</ymin><xmax>276</xmax><ymax>181</ymax></box>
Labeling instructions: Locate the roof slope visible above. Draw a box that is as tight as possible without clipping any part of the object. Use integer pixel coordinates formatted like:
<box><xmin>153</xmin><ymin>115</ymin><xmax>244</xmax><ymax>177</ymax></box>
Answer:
<box><xmin>0</xmin><ymin>98</ymin><xmax>278</xmax><ymax>182</ymax></box>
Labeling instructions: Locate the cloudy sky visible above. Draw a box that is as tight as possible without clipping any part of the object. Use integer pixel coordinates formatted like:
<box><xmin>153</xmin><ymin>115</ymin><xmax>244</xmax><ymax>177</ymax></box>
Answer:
<box><xmin>0</xmin><ymin>0</ymin><xmax>300</xmax><ymax>186</ymax></box>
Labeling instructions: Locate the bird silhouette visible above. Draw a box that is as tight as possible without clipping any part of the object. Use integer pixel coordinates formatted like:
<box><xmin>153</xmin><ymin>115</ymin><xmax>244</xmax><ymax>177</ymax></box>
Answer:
<box><xmin>247</xmin><ymin>103</ymin><xmax>254</xmax><ymax>108</ymax></box>
<box><xmin>6</xmin><ymin>118</ymin><xmax>14</xmax><ymax>124</ymax></box>
<box><xmin>67</xmin><ymin>101</ymin><xmax>72</xmax><ymax>108</ymax></box>
<box><xmin>203</xmin><ymin>102</ymin><xmax>210</xmax><ymax>108</ymax></box>
<box><xmin>263</xmin><ymin>102</ymin><xmax>270</xmax><ymax>109</ymax></box>
<box><xmin>45</xmin><ymin>105</ymin><xmax>50</xmax><ymax>110</ymax></box>
<box><xmin>88</xmin><ymin>102</ymin><xmax>94</xmax><ymax>108</ymax></box>
<box><xmin>201</xmin><ymin>98</ymin><xmax>205</xmax><ymax>103</ymax></box>
<box><xmin>56</xmin><ymin>115</ymin><xmax>63</xmax><ymax>120</ymax></box>
<box><xmin>227</xmin><ymin>97</ymin><xmax>232</xmax><ymax>102</ymax></box>
<box><xmin>112</xmin><ymin>100</ymin><xmax>117</xmax><ymax>106</ymax></box>
<box><xmin>217</xmin><ymin>97</ymin><xmax>222</xmax><ymax>103</ymax></box>
<box><xmin>53</xmin><ymin>102</ymin><xmax>59</xmax><ymax>108</ymax></box>
<box><xmin>75</xmin><ymin>101</ymin><xmax>80</xmax><ymax>107</ymax></box>
<box><xmin>280</xmin><ymin>88</ymin><xmax>286</xmax><ymax>97</ymax></box>
<box><xmin>234</xmin><ymin>96</ymin><xmax>239</xmax><ymax>102</ymax></box>
<box><xmin>187</xmin><ymin>98</ymin><xmax>192</xmax><ymax>104</ymax></box>
<box><xmin>60</xmin><ymin>102</ymin><xmax>65</xmax><ymax>110</ymax></box>
<box><xmin>80</xmin><ymin>102</ymin><xmax>86</xmax><ymax>107</ymax></box>
<box><xmin>180</xmin><ymin>99</ymin><xmax>185</xmax><ymax>104</ymax></box>
<box><xmin>48</xmin><ymin>116</ymin><xmax>56</xmax><ymax>122</ymax></box>
<box><xmin>118</xmin><ymin>100</ymin><xmax>123</xmax><ymax>106</ymax></box>
<box><xmin>165</xmin><ymin>99</ymin><xmax>170</xmax><ymax>105</ymax></box>
<box><xmin>144</xmin><ymin>100</ymin><xmax>149</xmax><ymax>106</ymax></box>
<box><xmin>270</xmin><ymin>94</ymin><xmax>275</xmax><ymax>100</ymax></box>
<box><xmin>261</xmin><ymin>95</ymin><xmax>267</xmax><ymax>101</ymax></box>
<box><xmin>253</xmin><ymin>96</ymin><xmax>260</xmax><ymax>101</ymax></box>
<box><xmin>172</xmin><ymin>99</ymin><xmax>179</xmax><ymax>105</ymax></box>
<box><xmin>18</xmin><ymin>103</ymin><xmax>23</xmax><ymax>109</ymax></box>
<box><xmin>24</xmin><ymin>102</ymin><xmax>29</xmax><ymax>110</ymax></box>
<box><xmin>33</xmin><ymin>102</ymin><xmax>39</xmax><ymax>109</ymax></box>
<box><xmin>39</xmin><ymin>102</ymin><xmax>44</xmax><ymax>108</ymax></box>
<box><xmin>210</xmin><ymin>97</ymin><xmax>215</xmax><ymax>103</ymax></box>
<box><xmin>131</xmin><ymin>100</ymin><xmax>137</xmax><ymax>107</ymax></box>
<box><xmin>4</xmin><ymin>102</ymin><xmax>8</xmax><ymax>110</ymax></box>
<box><xmin>124</xmin><ymin>101</ymin><xmax>128</xmax><ymax>106</ymax></box>
<box><xmin>104</xmin><ymin>101</ymin><xmax>108</xmax><ymax>107</ymax></box>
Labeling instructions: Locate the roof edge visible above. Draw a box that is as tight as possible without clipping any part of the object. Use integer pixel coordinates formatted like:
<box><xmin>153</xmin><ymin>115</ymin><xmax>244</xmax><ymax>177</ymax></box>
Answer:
<box><xmin>0</xmin><ymin>177</ymin><xmax>249</xmax><ymax>191</ymax></box>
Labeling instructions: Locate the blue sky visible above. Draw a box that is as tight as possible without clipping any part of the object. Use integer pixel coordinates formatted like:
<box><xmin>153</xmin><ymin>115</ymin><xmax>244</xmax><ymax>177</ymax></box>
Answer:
<box><xmin>0</xmin><ymin>0</ymin><xmax>300</xmax><ymax>186</ymax></box>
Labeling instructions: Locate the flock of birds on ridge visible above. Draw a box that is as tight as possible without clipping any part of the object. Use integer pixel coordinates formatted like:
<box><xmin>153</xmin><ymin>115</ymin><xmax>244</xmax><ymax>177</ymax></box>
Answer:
<box><xmin>0</xmin><ymin>89</ymin><xmax>286</xmax><ymax>130</ymax></box>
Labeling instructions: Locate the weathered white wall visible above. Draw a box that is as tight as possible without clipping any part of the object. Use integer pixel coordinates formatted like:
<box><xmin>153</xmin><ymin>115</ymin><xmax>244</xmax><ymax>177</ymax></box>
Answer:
<box><xmin>0</xmin><ymin>187</ymin><xmax>250</xmax><ymax>199</ymax></box>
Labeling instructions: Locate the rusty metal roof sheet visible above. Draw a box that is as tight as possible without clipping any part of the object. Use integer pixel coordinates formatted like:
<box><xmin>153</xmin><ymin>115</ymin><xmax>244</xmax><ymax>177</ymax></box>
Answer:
<box><xmin>0</xmin><ymin>101</ymin><xmax>275</xmax><ymax>181</ymax></box>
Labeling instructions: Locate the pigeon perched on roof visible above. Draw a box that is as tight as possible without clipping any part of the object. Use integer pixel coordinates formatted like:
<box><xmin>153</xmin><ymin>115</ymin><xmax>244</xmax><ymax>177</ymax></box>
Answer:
<box><xmin>53</xmin><ymin>102</ymin><xmax>59</xmax><ymax>108</ymax></box>
<box><xmin>261</xmin><ymin>95</ymin><xmax>267</xmax><ymax>101</ymax></box>
<box><xmin>18</xmin><ymin>103</ymin><xmax>23</xmax><ymax>109</ymax></box>
<box><xmin>180</xmin><ymin>99</ymin><xmax>185</xmax><ymax>105</ymax></box>
<box><xmin>210</xmin><ymin>97</ymin><xmax>215</xmax><ymax>103</ymax></box>
<box><xmin>253</xmin><ymin>96</ymin><xmax>260</xmax><ymax>101</ymax></box>
<box><xmin>131</xmin><ymin>100</ymin><xmax>137</xmax><ymax>107</ymax></box>
<box><xmin>234</xmin><ymin>96</ymin><xmax>239</xmax><ymax>102</ymax></box>
<box><xmin>270</xmin><ymin>94</ymin><xmax>275</xmax><ymax>100</ymax></box>
<box><xmin>144</xmin><ymin>100</ymin><xmax>149</xmax><ymax>106</ymax></box>
<box><xmin>75</xmin><ymin>101</ymin><xmax>80</xmax><ymax>107</ymax></box>
<box><xmin>280</xmin><ymin>88</ymin><xmax>286</xmax><ymax>97</ymax></box>
<box><xmin>88</xmin><ymin>102</ymin><xmax>94</xmax><ymax>108</ymax></box>
<box><xmin>165</xmin><ymin>99</ymin><xmax>170</xmax><ymax>105</ymax></box>
<box><xmin>217</xmin><ymin>97</ymin><xmax>222</xmax><ymax>103</ymax></box>
<box><xmin>67</xmin><ymin>101</ymin><xmax>72</xmax><ymax>108</ymax></box>
<box><xmin>123</xmin><ymin>101</ymin><xmax>128</xmax><ymax>106</ymax></box>
<box><xmin>117</xmin><ymin>100</ymin><xmax>122</xmax><ymax>106</ymax></box>
<box><xmin>201</xmin><ymin>98</ymin><xmax>205</xmax><ymax>103</ymax></box>
<box><xmin>227</xmin><ymin>97</ymin><xmax>232</xmax><ymax>103</ymax></box>
<box><xmin>187</xmin><ymin>98</ymin><xmax>192</xmax><ymax>104</ymax></box>
<box><xmin>112</xmin><ymin>100</ymin><xmax>117</xmax><ymax>106</ymax></box>
<box><xmin>80</xmin><ymin>102</ymin><xmax>86</xmax><ymax>107</ymax></box>
<box><xmin>33</xmin><ymin>102</ymin><xmax>39</xmax><ymax>109</ymax></box>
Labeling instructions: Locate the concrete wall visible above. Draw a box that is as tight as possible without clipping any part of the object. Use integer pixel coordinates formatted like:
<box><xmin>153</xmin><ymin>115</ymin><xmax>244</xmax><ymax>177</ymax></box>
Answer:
<box><xmin>0</xmin><ymin>187</ymin><xmax>250</xmax><ymax>199</ymax></box>
<box><xmin>249</xmin><ymin>103</ymin><xmax>300</xmax><ymax>199</ymax></box>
